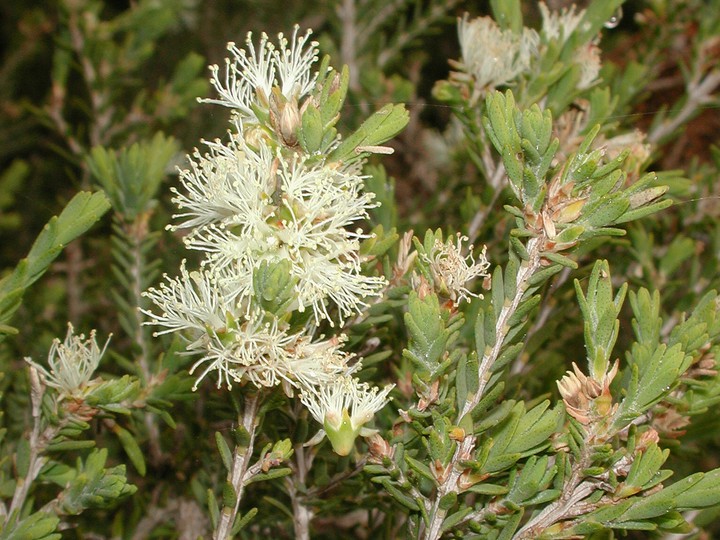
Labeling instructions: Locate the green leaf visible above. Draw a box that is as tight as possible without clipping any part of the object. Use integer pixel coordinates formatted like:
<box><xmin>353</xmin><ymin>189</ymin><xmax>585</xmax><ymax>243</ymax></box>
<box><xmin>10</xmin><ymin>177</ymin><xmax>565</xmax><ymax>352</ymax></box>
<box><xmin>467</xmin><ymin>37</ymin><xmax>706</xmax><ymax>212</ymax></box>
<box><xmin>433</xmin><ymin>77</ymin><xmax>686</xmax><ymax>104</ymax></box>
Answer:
<box><xmin>223</xmin><ymin>481</ymin><xmax>238</xmax><ymax>509</ymax></box>
<box><xmin>403</xmin><ymin>292</ymin><xmax>449</xmax><ymax>377</ymax></box>
<box><xmin>55</xmin><ymin>449</ymin><xmax>136</xmax><ymax>515</ymax></box>
<box><xmin>330</xmin><ymin>104</ymin><xmax>409</xmax><ymax>164</ymax></box>
<box><xmin>490</xmin><ymin>0</ymin><xmax>522</xmax><ymax>32</ymax></box>
<box><xmin>675</xmin><ymin>469</ymin><xmax>720</xmax><ymax>509</ymax></box>
<box><xmin>405</xmin><ymin>454</ymin><xmax>436</xmax><ymax>484</ymax></box>
<box><xmin>0</xmin><ymin>191</ymin><xmax>111</xmax><ymax>337</ymax></box>
<box><xmin>231</xmin><ymin>507</ymin><xmax>258</xmax><ymax>535</ymax></box>
<box><xmin>15</xmin><ymin>437</ymin><xmax>31</xmax><ymax>478</ymax></box>
<box><xmin>0</xmin><ymin>512</ymin><xmax>60</xmax><ymax>540</ymax></box>
<box><xmin>208</xmin><ymin>489</ymin><xmax>219</xmax><ymax>528</ymax></box>
<box><xmin>46</xmin><ymin>440</ymin><xmax>97</xmax><ymax>452</ymax></box>
<box><xmin>87</xmin><ymin>133</ymin><xmax>178</xmax><ymax>219</ymax></box>
<box><xmin>380</xmin><ymin>478</ymin><xmax>420</xmax><ymax>511</ymax></box>
<box><xmin>246</xmin><ymin>467</ymin><xmax>293</xmax><ymax>484</ymax></box>
<box><xmin>467</xmin><ymin>483</ymin><xmax>509</xmax><ymax>495</ymax></box>
<box><xmin>114</xmin><ymin>425</ymin><xmax>147</xmax><ymax>476</ymax></box>
<box><xmin>618</xmin><ymin>444</ymin><xmax>670</xmax><ymax>498</ymax></box>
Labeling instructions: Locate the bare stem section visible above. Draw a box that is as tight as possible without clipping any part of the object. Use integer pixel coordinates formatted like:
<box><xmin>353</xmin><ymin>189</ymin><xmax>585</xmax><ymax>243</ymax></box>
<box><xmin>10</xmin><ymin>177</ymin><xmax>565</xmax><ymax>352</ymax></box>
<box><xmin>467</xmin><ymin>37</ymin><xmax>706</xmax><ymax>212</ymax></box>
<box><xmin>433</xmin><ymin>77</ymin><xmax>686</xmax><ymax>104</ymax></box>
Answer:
<box><xmin>213</xmin><ymin>393</ymin><xmax>261</xmax><ymax>540</ymax></box>
<box><xmin>288</xmin><ymin>444</ymin><xmax>313</xmax><ymax>540</ymax></box>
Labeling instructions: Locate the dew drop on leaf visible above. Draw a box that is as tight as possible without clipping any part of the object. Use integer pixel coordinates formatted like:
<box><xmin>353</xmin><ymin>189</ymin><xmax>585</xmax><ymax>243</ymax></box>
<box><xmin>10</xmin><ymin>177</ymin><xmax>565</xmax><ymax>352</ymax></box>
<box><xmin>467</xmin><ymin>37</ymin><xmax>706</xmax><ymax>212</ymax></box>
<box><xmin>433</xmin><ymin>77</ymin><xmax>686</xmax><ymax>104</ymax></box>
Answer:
<box><xmin>604</xmin><ymin>6</ymin><xmax>623</xmax><ymax>29</ymax></box>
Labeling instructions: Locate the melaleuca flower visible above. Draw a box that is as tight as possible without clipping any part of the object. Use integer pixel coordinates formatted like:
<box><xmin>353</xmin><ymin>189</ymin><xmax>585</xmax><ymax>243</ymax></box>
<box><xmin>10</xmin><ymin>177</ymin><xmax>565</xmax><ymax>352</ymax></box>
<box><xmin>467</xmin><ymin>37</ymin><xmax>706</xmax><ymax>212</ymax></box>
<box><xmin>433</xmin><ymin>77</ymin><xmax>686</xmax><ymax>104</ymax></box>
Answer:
<box><xmin>201</xmin><ymin>26</ymin><xmax>319</xmax><ymax>125</ymax></box>
<box><xmin>422</xmin><ymin>234</ymin><xmax>490</xmax><ymax>304</ymax></box>
<box><xmin>456</xmin><ymin>14</ymin><xmax>538</xmax><ymax>93</ymax></box>
<box><xmin>143</xmin><ymin>268</ymin><xmax>352</xmax><ymax>392</ymax></box>
<box><xmin>539</xmin><ymin>2</ymin><xmax>585</xmax><ymax>44</ymax></box>
<box><xmin>300</xmin><ymin>376</ymin><xmax>394</xmax><ymax>456</ymax></box>
<box><xmin>25</xmin><ymin>324</ymin><xmax>109</xmax><ymax>398</ymax></box>
<box><xmin>575</xmin><ymin>43</ymin><xmax>601</xmax><ymax>90</ymax></box>
<box><xmin>142</xmin><ymin>263</ymin><xmax>235</xmax><ymax>343</ymax></box>
<box><xmin>170</xmin><ymin>123</ymin><xmax>385</xmax><ymax>325</ymax></box>
<box><xmin>170</xmin><ymin>131</ymin><xmax>275</xmax><ymax>232</ymax></box>
<box><xmin>187</xmin><ymin>312</ymin><xmax>351</xmax><ymax>392</ymax></box>
<box><xmin>145</xmin><ymin>26</ymin><xmax>390</xmax><ymax>396</ymax></box>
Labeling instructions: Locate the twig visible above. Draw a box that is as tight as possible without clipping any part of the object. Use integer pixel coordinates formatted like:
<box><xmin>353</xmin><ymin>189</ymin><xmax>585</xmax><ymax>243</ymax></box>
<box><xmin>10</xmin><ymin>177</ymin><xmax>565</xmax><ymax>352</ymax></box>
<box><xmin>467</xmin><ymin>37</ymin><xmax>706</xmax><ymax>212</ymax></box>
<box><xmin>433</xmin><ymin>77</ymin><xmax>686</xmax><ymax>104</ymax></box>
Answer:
<box><xmin>131</xmin><ymin>496</ymin><xmax>209</xmax><ymax>540</ymax></box>
<box><xmin>377</xmin><ymin>1</ymin><xmax>462</xmax><ymax>70</ymax></box>
<box><xmin>287</xmin><ymin>444</ymin><xmax>313</xmax><ymax>540</ymax></box>
<box><xmin>513</xmin><ymin>470</ymin><xmax>603</xmax><ymax>539</ymax></box>
<box><xmin>66</xmin><ymin>7</ymin><xmax>109</xmax><ymax>149</ymax></box>
<box><xmin>4</xmin><ymin>370</ymin><xmax>64</xmax><ymax>526</ymax></box>
<box><xmin>307</xmin><ymin>456</ymin><xmax>367</xmax><ymax>498</ymax></box>
<box><xmin>337</xmin><ymin>0</ymin><xmax>360</xmax><ymax>93</ymax></box>
<box><xmin>648</xmin><ymin>68</ymin><xmax>720</xmax><ymax>145</ymax></box>
<box><xmin>360</xmin><ymin>0</ymin><xmax>407</xmax><ymax>45</ymax></box>
<box><xmin>423</xmin><ymin>237</ymin><xmax>545</xmax><ymax>540</ymax></box>
<box><xmin>213</xmin><ymin>392</ymin><xmax>262</xmax><ymax>540</ymax></box>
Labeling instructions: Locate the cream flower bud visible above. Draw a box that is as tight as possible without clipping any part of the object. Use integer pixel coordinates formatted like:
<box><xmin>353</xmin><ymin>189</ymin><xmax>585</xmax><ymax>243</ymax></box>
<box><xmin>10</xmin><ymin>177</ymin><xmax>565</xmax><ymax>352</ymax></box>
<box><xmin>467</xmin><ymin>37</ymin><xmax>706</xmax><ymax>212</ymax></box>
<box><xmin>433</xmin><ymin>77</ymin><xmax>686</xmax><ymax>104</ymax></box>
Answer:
<box><xmin>300</xmin><ymin>376</ymin><xmax>394</xmax><ymax>456</ymax></box>
<box><xmin>25</xmin><ymin>324</ymin><xmax>109</xmax><ymax>398</ymax></box>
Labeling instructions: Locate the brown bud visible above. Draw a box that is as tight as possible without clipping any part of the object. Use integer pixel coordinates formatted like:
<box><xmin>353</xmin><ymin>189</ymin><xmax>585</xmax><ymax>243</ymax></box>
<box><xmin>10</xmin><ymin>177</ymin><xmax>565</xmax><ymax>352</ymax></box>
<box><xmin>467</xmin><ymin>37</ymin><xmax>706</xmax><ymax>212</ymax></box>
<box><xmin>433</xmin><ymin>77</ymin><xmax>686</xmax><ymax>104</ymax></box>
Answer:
<box><xmin>457</xmin><ymin>470</ymin><xmax>489</xmax><ymax>490</ymax></box>
<box><xmin>431</xmin><ymin>459</ymin><xmax>450</xmax><ymax>484</ymax></box>
<box><xmin>366</xmin><ymin>433</ymin><xmax>394</xmax><ymax>464</ymax></box>
<box><xmin>279</xmin><ymin>99</ymin><xmax>300</xmax><ymax>146</ymax></box>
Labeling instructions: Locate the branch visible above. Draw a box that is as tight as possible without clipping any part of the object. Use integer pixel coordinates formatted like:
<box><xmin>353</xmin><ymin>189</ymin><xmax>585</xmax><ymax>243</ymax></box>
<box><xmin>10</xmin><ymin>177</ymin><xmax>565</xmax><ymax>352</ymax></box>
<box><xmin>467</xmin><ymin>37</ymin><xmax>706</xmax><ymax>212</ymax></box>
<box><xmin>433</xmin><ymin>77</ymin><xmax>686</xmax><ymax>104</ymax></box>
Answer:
<box><xmin>648</xmin><ymin>67</ymin><xmax>720</xmax><ymax>145</ymax></box>
<box><xmin>213</xmin><ymin>392</ymin><xmax>262</xmax><ymax>540</ymax></box>
<box><xmin>287</xmin><ymin>443</ymin><xmax>313</xmax><ymax>540</ymax></box>
<box><xmin>423</xmin><ymin>237</ymin><xmax>545</xmax><ymax>539</ymax></box>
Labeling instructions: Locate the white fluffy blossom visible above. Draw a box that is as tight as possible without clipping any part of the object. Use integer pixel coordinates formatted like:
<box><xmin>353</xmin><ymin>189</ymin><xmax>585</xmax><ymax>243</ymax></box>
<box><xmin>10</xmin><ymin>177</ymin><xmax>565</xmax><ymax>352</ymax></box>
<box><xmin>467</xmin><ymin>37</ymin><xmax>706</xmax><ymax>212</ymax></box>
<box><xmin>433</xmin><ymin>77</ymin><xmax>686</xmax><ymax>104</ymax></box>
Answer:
<box><xmin>170</xmin><ymin>126</ymin><xmax>385</xmax><ymax>325</ymax></box>
<box><xmin>201</xmin><ymin>26</ymin><xmax>319</xmax><ymax>122</ymax></box>
<box><xmin>145</xmin><ymin>27</ymin><xmax>388</xmax><ymax>396</ymax></box>
<box><xmin>458</xmin><ymin>14</ymin><xmax>539</xmax><ymax>92</ymax></box>
<box><xmin>25</xmin><ymin>325</ymin><xmax>109</xmax><ymax>398</ymax></box>
<box><xmin>539</xmin><ymin>2</ymin><xmax>586</xmax><ymax>44</ymax></box>
<box><xmin>187</xmin><ymin>313</ymin><xmax>351</xmax><ymax>392</ymax></box>
<box><xmin>142</xmin><ymin>263</ymin><xmax>232</xmax><ymax>340</ymax></box>
<box><xmin>575</xmin><ymin>43</ymin><xmax>602</xmax><ymax>90</ymax></box>
<box><xmin>423</xmin><ymin>234</ymin><xmax>490</xmax><ymax>304</ymax></box>
<box><xmin>300</xmin><ymin>376</ymin><xmax>394</xmax><ymax>456</ymax></box>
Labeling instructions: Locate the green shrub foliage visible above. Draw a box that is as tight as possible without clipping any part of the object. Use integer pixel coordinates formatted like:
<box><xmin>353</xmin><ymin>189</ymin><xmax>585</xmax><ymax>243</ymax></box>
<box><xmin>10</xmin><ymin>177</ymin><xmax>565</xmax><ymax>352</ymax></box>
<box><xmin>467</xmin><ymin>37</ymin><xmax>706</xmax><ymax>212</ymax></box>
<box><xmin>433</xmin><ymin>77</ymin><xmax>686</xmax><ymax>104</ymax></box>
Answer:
<box><xmin>2</xmin><ymin>0</ymin><xmax>720</xmax><ymax>538</ymax></box>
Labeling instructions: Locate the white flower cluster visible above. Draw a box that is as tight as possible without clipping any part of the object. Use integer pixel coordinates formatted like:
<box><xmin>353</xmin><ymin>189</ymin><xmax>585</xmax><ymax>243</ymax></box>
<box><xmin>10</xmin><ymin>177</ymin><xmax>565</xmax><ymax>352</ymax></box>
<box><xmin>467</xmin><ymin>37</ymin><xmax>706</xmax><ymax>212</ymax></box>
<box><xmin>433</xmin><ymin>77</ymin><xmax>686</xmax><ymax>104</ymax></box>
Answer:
<box><xmin>456</xmin><ymin>3</ymin><xmax>602</xmax><ymax>96</ymax></box>
<box><xmin>201</xmin><ymin>27</ymin><xmax>318</xmax><ymax>122</ymax></box>
<box><xmin>25</xmin><ymin>324</ymin><xmax>109</xmax><ymax>398</ymax></box>
<box><xmin>458</xmin><ymin>14</ymin><xmax>539</xmax><ymax>92</ymax></box>
<box><xmin>539</xmin><ymin>2</ymin><xmax>586</xmax><ymax>44</ymax></box>
<box><xmin>144</xmin><ymin>27</ymin><xmax>393</xmax><ymax>454</ymax></box>
<box><xmin>167</xmin><ymin>130</ymin><xmax>385</xmax><ymax>325</ymax></box>
<box><xmin>423</xmin><ymin>234</ymin><xmax>490</xmax><ymax>305</ymax></box>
